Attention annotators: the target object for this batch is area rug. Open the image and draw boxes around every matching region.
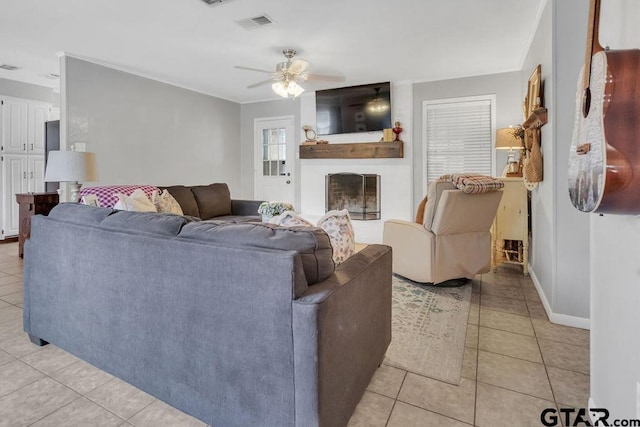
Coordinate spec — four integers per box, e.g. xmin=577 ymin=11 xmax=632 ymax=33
xmin=384 ymin=275 xmax=472 ymax=385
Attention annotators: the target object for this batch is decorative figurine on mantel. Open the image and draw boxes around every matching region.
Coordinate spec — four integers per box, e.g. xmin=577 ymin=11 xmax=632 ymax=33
xmin=392 ymin=121 xmax=403 ymax=142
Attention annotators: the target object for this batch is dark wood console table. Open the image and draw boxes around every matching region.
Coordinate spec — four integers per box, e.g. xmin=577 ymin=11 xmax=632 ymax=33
xmin=16 ymin=192 xmax=59 ymax=258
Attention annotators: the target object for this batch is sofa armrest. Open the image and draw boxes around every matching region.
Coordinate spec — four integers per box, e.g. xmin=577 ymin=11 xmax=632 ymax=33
xmin=231 ymin=199 xmax=265 ymax=216
xmin=292 ymin=244 xmax=392 ymax=426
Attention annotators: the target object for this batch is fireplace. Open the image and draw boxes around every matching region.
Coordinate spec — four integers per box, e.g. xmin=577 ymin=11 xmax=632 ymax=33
xmin=325 ymin=173 xmax=380 ymax=220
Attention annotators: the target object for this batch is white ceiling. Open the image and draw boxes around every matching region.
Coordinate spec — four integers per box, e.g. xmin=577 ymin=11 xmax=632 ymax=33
xmin=0 ymin=0 xmax=545 ymax=103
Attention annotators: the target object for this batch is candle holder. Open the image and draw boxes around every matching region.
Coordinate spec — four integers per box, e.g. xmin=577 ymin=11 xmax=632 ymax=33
xmin=392 ymin=121 xmax=403 ymax=142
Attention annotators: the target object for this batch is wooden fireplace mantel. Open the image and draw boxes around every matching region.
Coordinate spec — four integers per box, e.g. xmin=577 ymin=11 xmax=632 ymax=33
xmin=299 ymin=141 xmax=404 ymax=159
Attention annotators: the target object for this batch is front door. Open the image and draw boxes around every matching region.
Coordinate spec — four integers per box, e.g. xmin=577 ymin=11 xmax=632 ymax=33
xmin=254 ymin=116 xmax=295 ymax=205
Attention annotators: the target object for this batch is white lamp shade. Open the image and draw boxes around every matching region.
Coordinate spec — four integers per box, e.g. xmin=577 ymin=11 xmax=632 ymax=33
xmin=44 ymin=151 xmax=98 ymax=182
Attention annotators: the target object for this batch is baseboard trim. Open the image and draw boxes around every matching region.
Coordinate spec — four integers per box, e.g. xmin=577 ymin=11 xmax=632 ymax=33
xmin=589 ymin=398 xmax=597 ymax=423
xmin=529 ymin=268 xmax=591 ymax=330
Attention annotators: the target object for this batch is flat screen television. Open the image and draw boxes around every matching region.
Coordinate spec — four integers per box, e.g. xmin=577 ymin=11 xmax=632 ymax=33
xmin=315 ymin=82 xmax=391 ymax=135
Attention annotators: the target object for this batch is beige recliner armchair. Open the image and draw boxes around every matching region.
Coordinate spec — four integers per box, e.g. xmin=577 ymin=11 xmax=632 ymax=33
xmin=383 ymin=180 xmax=502 ymax=284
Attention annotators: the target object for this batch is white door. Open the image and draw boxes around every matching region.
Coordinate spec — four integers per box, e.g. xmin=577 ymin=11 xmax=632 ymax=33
xmin=28 ymin=102 xmax=49 ymax=154
xmin=2 ymin=154 xmax=27 ymax=237
xmin=1 ymin=97 xmax=28 ymax=154
xmin=28 ymin=156 xmax=45 ymax=193
xmin=254 ymin=117 xmax=295 ymax=204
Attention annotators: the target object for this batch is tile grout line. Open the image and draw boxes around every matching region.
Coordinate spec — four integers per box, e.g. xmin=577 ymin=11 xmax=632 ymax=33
xmin=473 ymin=275 xmax=482 ymax=427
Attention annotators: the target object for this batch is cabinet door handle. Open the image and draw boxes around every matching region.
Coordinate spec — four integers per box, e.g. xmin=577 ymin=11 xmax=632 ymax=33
xmin=30 ymin=171 xmax=33 ymax=179
xmin=23 ymin=144 xmax=25 ymax=151
xmin=23 ymin=172 xmax=26 ymax=179
xmin=30 ymin=144 xmax=33 ymax=151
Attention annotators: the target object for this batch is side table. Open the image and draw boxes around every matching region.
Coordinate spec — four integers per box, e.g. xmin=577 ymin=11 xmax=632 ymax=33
xmin=16 ymin=192 xmax=59 ymax=258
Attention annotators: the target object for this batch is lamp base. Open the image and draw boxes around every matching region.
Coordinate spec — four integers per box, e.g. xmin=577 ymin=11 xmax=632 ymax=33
xmin=69 ymin=182 xmax=82 ymax=203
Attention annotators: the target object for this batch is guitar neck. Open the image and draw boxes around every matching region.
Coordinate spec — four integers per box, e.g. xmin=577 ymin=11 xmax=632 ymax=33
xmin=584 ymin=0 xmax=604 ymax=90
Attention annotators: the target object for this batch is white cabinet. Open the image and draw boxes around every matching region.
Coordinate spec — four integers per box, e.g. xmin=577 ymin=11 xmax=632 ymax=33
xmin=28 ymin=156 xmax=45 ymax=193
xmin=0 ymin=96 xmax=51 ymax=238
xmin=2 ymin=155 xmax=26 ymax=237
xmin=0 ymin=154 xmax=44 ymax=237
xmin=1 ymin=96 xmax=49 ymax=155
xmin=28 ymin=102 xmax=49 ymax=154
xmin=492 ymin=178 xmax=529 ymax=275
xmin=1 ymin=97 xmax=28 ymax=154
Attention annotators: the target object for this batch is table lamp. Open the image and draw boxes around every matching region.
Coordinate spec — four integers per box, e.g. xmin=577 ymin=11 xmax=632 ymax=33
xmin=495 ymin=127 xmax=524 ymax=176
xmin=44 ymin=150 xmax=98 ymax=202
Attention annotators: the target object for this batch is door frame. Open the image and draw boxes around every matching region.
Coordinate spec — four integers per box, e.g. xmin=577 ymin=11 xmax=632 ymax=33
xmin=253 ymin=115 xmax=296 ymax=206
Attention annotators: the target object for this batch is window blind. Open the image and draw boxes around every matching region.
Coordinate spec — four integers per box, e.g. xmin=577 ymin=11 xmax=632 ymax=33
xmin=424 ymin=99 xmax=493 ymax=185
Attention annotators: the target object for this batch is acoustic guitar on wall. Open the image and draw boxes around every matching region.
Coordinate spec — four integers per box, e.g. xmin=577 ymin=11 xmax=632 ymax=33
xmin=568 ymin=0 xmax=640 ymax=214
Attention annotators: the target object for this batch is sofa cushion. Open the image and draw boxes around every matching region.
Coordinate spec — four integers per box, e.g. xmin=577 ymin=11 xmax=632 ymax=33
xmin=191 ymin=184 xmax=232 ymax=220
xmin=179 ymin=221 xmax=334 ymax=285
xmin=100 ymin=210 xmax=191 ymax=236
xmin=48 ymin=203 xmax=115 ymax=225
xmin=162 ymin=186 xmax=200 ymax=218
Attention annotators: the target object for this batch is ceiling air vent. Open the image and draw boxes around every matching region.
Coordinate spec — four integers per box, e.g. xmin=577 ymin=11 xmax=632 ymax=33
xmin=0 ymin=64 xmax=20 ymax=71
xmin=200 ymin=0 xmax=235 ymax=6
xmin=235 ymin=14 xmax=276 ymax=31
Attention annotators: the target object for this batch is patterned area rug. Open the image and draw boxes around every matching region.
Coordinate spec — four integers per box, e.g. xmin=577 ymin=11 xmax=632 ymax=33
xmin=385 ymin=275 xmax=472 ymax=385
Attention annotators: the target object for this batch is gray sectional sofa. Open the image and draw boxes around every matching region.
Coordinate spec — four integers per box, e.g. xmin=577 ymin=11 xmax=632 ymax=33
xmin=23 ymin=203 xmax=392 ymax=426
xmin=160 ymin=183 xmax=264 ymax=221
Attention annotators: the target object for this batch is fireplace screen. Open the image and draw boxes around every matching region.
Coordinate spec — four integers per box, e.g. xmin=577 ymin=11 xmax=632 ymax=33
xmin=325 ymin=173 xmax=380 ymax=220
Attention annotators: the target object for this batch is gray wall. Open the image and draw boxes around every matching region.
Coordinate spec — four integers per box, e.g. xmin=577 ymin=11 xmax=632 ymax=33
xmin=522 ymin=0 xmax=590 ymax=322
xmin=240 ymin=99 xmax=300 ymax=199
xmin=62 ymin=56 xmax=241 ymax=192
xmin=411 ymin=71 xmax=522 ymax=209
xmin=0 ymin=77 xmax=56 ymax=104
xmin=589 ymin=0 xmax=640 ymax=417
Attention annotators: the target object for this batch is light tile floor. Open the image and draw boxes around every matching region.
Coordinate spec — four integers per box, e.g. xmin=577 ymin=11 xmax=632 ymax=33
xmin=0 ymin=241 xmax=589 ymax=426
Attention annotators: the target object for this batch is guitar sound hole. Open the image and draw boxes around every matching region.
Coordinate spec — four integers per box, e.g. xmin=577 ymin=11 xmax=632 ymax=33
xmin=582 ymin=88 xmax=591 ymax=118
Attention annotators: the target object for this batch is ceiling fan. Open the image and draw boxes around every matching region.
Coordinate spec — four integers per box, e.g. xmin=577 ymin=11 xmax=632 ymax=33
xmin=235 ymin=49 xmax=345 ymax=98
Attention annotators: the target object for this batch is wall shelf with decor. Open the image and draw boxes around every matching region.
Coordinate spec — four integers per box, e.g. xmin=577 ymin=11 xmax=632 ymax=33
xmin=522 ymin=107 xmax=548 ymax=129
xmin=299 ymin=141 xmax=403 ymax=159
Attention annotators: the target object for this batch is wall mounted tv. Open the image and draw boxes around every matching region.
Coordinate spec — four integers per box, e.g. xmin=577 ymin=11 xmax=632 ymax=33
xmin=315 ymin=82 xmax=391 ymax=135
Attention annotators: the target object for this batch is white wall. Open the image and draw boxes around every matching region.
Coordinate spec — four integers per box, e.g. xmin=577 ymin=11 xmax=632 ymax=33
xmin=61 ymin=55 xmax=241 ymax=193
xmin=589 ymin=0 xmax=640 ymax=418
xmin=299 ymin=82 xmax=413 ymax=243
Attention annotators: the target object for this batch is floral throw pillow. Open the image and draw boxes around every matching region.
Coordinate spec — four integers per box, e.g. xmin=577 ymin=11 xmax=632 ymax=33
xmin=153 ymin=190 xmax=184 ymax=215
xmin=268 ymin=211 xmax=314 ymax=227
xmin=317 ymin=209 xmax=355 ymax=265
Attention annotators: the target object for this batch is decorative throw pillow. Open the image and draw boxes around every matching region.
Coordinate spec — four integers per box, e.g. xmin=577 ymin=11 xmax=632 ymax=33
xmin=153 ymin=189 xmax=183 ymax=215
xmin=268 ymin=211 xmax=314 ymax=227
xmin=317 ymin=209 xmax=355 ymax=265
xmin=114 ymin=188 xmax=157 ymax=212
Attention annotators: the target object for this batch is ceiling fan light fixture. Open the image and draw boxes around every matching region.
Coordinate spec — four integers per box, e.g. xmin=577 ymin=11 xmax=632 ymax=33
xmin=272 ymin=81 xmax=304 ymax=98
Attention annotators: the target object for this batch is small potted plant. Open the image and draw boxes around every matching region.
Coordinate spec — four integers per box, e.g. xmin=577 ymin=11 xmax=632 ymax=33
xmin=258 ymin=201 xmax=294 ymax=222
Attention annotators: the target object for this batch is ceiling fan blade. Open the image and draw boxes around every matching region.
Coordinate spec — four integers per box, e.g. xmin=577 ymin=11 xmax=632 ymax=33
xmin=305 ymin=73 xmax=346 ymax=82
xmin=247 ymin=78 xmax=275 ymax=89
xmin=288 ymin=59 xmax=310 ymax=75
xmin=234 ymin=65 xmax=274 ymax=74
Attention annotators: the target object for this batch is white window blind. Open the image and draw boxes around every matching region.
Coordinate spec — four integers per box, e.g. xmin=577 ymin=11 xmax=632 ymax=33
xmin=424 ymin=98 xmax=493 ymax=185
